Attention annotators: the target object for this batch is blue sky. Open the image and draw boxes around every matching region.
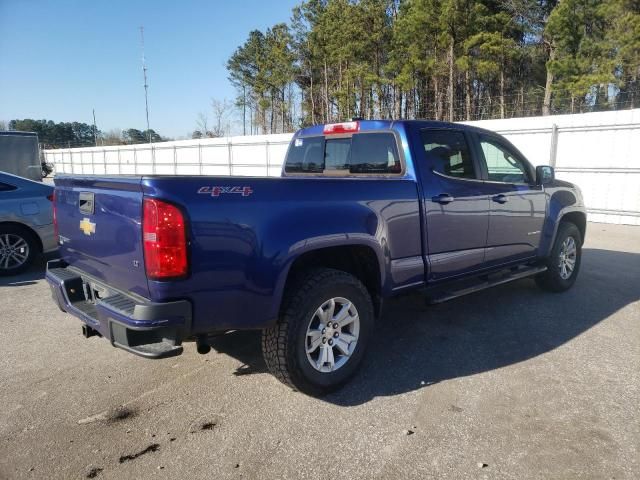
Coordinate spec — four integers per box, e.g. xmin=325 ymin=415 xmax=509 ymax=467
xmin=0 ymin=0 xmax=299 ymax=138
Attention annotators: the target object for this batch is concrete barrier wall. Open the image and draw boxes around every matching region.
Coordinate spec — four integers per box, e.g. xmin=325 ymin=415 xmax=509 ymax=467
xmin=45 ymin=110 xmax=640 ymax=225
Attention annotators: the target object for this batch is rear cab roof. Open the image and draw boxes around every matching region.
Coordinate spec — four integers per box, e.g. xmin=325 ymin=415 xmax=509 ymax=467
xmin=293 ymin=119 xmax=497 ymax=138
xmin=294 ymin=120 xmax=397 ymax=137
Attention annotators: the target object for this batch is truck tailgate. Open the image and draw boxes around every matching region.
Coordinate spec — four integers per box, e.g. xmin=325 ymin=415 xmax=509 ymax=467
xmin=54 ymin=176 xmax=150 ymax=298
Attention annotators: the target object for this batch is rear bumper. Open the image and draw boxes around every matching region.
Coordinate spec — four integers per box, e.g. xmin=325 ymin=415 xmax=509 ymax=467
xmin=46 ymin=259 xmax=191 ymax=359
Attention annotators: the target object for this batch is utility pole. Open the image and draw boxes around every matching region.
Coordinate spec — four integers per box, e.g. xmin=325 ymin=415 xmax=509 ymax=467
xmin=92 ymin=109 xmax=98 ymax=146
xmin=140 ymin=26 xmax=152 ymax=143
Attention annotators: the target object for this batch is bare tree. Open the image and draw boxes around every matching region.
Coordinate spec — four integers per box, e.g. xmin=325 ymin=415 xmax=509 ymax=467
xmin=102 ymin=129 xmax=124 ymax=146
xmin=210 ymin=98 xmax=233 ymax=137
xmin=195 ymin=112 xmax=212 ymax=137
xmin=0 ymin=120 xmax=6 ymax=130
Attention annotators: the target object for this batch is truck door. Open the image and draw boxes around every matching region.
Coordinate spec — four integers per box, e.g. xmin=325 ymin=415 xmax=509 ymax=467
xmin=473 ymin=133 xmax=546 ymax=266
xmin=418 ymin=128 xmax=493 ymax=281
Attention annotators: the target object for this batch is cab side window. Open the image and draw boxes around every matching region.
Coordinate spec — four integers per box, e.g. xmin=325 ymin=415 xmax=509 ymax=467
xmin=479 ymin=136 xmax=530 ymax=184
xmin=421 ymin=129 xmax=477 ymax=180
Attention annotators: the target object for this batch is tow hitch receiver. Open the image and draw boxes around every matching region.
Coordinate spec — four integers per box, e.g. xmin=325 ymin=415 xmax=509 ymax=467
xmin=82 ymin=324 xmax=101 ymax=338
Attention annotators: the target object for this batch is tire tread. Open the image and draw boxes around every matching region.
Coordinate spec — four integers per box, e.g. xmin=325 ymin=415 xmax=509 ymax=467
xmin=535 ymin=221 xmax=582 ymax=292
xmin=262 ymin=268 xmax=371 ymax=394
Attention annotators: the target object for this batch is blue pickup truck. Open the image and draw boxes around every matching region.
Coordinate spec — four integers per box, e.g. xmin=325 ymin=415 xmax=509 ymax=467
xmin=46 ymin=120 xmax=586 ymax=394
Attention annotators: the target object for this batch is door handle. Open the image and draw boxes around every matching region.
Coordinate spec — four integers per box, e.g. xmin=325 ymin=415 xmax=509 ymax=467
xmin=492 ymin=194 xmax=508 ymax=204
xmin=432 ymin=193 xmax=455 ymax=204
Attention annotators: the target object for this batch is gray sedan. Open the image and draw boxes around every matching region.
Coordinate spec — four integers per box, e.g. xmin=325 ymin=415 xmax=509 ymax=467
xmin=0 ymin=172 xmax=57 ymax=275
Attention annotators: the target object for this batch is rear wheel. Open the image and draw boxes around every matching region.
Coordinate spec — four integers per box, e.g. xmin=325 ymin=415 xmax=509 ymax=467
xmin=0 ymin=225 xmax=39 ymax=276
xmin=262 ymin=268 xmax=374 ymax=395
xmin=535 ymin=222 xmax=582 ymax=292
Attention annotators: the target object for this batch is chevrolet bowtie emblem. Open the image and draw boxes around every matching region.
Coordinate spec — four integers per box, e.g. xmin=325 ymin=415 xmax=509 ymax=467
xmin=79 ymin=217 xmax=96 ymax=236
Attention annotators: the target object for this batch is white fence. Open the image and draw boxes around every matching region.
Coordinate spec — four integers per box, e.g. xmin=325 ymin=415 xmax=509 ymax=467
xmin=45 ymin=133 xmax=292 ymax=178
xmin=45 ymin=109 xmax=640 ymax=225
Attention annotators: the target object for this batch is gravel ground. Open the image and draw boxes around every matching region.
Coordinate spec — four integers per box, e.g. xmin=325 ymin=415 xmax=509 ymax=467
xmin=0 ymin=222 xmax=638 ymax=480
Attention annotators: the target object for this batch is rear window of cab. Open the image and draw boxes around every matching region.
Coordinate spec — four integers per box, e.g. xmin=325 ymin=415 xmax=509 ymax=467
xmin=284 ymin=133 xmax=402 ymax=175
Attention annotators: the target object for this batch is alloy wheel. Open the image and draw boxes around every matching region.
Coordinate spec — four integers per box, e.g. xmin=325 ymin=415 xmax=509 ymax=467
xmin=0 ymin=234 xmax=30 ymax=270
xmin=305 ymin=297 xmax=360 ymax=373
xmin=558 ymin=236 xmax=577 ymax=280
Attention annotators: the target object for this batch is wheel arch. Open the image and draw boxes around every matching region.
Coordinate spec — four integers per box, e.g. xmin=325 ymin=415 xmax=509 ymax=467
xmin=272 ymin=242 xmax=386 ymax=322
xmin=540 ymin=208 xmax=586 ymax=258
xmin=559 ymin=211 xmax=586 ymax=242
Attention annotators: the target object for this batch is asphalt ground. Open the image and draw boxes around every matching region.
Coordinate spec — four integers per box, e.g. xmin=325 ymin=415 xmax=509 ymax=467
xmin=0 ymin=222 xmax=638 ymax=480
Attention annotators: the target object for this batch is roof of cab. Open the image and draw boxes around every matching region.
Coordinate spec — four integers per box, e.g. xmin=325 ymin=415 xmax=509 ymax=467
xmin=294 ymin=119 xmax=497 ymax=137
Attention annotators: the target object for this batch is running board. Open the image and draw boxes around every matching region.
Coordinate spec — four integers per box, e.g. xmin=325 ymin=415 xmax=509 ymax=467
xmin=425 ymin=265 xmax=547 ymax=305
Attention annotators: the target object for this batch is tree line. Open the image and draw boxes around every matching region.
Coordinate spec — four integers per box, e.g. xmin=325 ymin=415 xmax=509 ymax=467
xmin=227 ymin=0 xmax=640 ymax=134
xmin=6 ymin=119 xmax=167 ymax=148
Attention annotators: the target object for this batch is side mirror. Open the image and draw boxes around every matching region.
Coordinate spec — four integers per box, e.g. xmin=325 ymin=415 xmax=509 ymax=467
xmin=536 ymin=165 xmax=555 ymax=185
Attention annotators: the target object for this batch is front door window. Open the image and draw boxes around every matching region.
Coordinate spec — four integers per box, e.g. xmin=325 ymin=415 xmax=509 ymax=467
xmin=479 ymin=137 xmax=530 ymax=184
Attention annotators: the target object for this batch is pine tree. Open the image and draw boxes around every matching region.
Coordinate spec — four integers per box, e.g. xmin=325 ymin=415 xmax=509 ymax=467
xmin=226 ymin=0 xmax=640 ymax=129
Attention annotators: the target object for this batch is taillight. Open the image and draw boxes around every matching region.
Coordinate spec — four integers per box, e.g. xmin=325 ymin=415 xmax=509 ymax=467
xmin=323 ymin=121 xmax=360 ymax=135
xmin=51 ymin=191 xmax=58 ymax=242
xmin=142 ymin=198 xmax=188 ymax=279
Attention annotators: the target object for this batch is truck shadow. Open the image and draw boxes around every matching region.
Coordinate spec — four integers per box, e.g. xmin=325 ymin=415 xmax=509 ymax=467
xmin=206 ymin=247 xmax=639 ymax=405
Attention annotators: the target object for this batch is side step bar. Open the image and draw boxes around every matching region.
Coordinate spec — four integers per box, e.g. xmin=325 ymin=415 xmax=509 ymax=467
xmin=425 ymin=265 xmax=547 ymax=305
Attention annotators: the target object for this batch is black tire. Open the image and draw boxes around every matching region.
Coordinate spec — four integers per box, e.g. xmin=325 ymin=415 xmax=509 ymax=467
xmin=0 ymin=224 xmax=39 ymax=276
xmin=535 ymin=222 xmax=582 ymax=292
xmin=262 ymin=268 xmax=374 ymax=395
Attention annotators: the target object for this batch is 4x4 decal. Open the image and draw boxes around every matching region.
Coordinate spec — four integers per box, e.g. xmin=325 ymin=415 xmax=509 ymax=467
xmin=198 ymin=186 xmax=253 ymax=197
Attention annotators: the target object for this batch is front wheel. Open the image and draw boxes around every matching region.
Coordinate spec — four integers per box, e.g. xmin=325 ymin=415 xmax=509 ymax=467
xmin=535 ymin=222 xmax=582 ymax=292
xmin=262 ymin=268 xmax=374 ymax=395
